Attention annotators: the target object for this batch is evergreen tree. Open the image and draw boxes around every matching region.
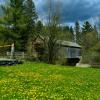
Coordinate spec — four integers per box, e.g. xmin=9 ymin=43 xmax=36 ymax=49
xmin=24 ymin=0 xmax=37 ymax=54
xmin=82 ymin=21 xmax=94 ymax=34
xmin=36 ymin=20 xmax=43 ymax=36
xmin=81 ymin=21 xmax=94 ymax=45
xmin=0 ymin=0 xmax=37 ymax=52
xmin=24 ymin=0 xmax=37 ymax=35
xmin=81 ymin=21 xmax=98 ymax=64
xmin=75 ymin=21 xmax=81 ymax=44
xmin=63 ymin=26 xmax=70 ymax=32
xmin=0 ymin=0 xmax=25 ymax=50
xmin=69 ymin=26 xmax=74 ymax=41
xmin=60 ymin=26 xmax=72 ymax=41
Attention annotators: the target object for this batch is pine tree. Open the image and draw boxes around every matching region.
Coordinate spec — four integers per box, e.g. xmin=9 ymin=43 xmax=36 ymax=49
xmin=75 ymin=21 xmax=81 ymax=44
xmin=0 ymin=0 xmax=25 ymax=50
xmin=36 ymin=20 xmax=43 ymax=36
xmin=24 ymin=0 xmax=37 ymax=35
xmin=69 ymin=26 xmax=74 ymax=41
xmin=81 ymin=21 xmax=98 ymax=63
xmin=82 ymin=21 xmax=94 ymax=34
xmin=24 ymin=0 xmax=38 ymax=54
xmin=81 ymin=21 xmax=94 ymax=45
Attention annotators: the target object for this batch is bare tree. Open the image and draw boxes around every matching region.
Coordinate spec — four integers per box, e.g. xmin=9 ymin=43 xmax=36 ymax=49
xmin=45 ymin=0 xmax=61 ymax=64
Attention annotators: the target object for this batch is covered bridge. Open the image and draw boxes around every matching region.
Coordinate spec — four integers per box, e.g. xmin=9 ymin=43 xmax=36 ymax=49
xmin=32 ymin=35 xmax=82 ymax=66
xmin=57 ymin=40 xmax=82 ymax=66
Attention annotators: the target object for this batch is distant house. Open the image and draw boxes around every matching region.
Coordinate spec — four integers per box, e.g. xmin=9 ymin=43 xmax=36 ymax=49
xmin=32 ymin=35 xmax=82 ymax=66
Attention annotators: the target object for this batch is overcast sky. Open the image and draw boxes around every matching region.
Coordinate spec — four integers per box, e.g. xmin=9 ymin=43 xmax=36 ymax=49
xmin=34 ymin=0 xmax=100 ymax=24
xmin=0 ymin=0 xmax=100 ymax=24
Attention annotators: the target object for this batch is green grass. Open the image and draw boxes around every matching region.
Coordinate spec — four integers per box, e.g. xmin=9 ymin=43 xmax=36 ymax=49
xmin=0 ymin=62 xmax=100 ymax=100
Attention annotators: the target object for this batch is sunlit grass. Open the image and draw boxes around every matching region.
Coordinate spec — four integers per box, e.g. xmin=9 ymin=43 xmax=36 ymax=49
xmin=0 ymin=62 xmax=100 ymax=100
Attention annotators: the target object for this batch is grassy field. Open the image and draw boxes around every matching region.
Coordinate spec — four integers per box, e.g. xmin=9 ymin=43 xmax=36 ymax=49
xmin=0 ymin=62 xmax=100 ymax=100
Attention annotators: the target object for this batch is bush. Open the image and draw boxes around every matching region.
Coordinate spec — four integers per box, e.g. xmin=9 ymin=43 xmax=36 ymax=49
xmin=90 ymin=41 xmax=100 ymax=68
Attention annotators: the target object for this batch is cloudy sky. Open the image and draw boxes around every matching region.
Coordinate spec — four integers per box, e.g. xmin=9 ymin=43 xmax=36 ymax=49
xmin=0 ymin=0 xmax=100 ymax=24
xmin=34 ymin=0 xmax=100 ymax=24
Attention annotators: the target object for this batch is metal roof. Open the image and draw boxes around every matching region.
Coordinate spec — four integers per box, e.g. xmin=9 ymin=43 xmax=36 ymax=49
xmin=57 ymin=40 xmax=81 ymax=48
xmin=34 ymin=35 xmax=81 ymax=48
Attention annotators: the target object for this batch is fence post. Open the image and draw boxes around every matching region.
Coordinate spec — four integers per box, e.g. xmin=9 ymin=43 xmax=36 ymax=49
xmin=22 ymin=52 xmax=25 ymax=59
xmin=10 ymin=43 xmax=15 ymax=59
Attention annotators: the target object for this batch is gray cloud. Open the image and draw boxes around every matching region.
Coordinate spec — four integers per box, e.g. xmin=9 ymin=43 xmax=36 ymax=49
xmin=0 ymin=0 xmax=100 ymax=23
xmin=34 ymin=0 xmax=100 ymax=23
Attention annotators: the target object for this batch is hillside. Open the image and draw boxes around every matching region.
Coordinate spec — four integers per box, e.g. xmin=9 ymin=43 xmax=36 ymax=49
xmin=0 ymin=62 xmax=100 ymax=100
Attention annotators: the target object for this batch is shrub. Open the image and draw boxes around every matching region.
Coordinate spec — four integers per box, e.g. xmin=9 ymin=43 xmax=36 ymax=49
xmin=90 ymin=41 xmax=100 ymax=68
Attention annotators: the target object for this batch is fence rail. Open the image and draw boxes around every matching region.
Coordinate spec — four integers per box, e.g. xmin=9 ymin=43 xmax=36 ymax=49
xmin=7 ymin=52 xmax=25 ymax=59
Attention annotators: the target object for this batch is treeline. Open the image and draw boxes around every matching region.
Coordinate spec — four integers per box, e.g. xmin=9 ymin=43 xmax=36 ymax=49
xmin=55 ymin=21 xmax=100 ymax=65
xmin=0 ymin=0 xmax=38 ymax=52
xmin=0 ymin=0 xmax=100 ymax=65
xmin=69 ymin=21 xmax=100 ymax=65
